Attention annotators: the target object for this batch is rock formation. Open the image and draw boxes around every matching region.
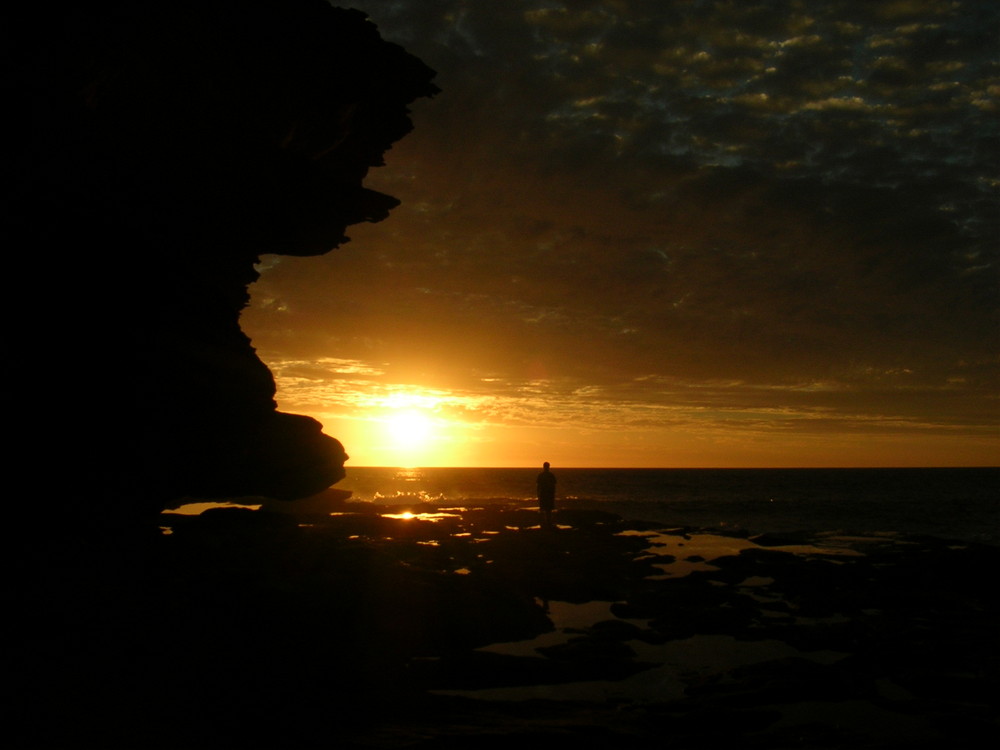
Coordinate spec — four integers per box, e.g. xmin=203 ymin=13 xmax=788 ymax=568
xmin=15 ymin=1 xmax=438 ymax=527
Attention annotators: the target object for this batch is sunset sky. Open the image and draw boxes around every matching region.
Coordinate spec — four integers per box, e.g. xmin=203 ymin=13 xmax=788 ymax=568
xmin=241 ymin=0 xmax=998 ymax=468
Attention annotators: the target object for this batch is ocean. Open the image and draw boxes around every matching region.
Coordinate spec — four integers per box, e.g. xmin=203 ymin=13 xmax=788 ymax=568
xmin=335 ymin=466 xmax=1000 ymax=546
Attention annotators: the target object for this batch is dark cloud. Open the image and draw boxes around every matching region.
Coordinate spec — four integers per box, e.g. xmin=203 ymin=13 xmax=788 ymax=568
xmin=244 ymin=0 xmax=998 ymax=464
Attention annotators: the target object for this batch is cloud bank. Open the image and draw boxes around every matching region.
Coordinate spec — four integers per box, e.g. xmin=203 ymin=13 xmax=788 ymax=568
xmin=244 ymin=0 xmax=998 ymax=465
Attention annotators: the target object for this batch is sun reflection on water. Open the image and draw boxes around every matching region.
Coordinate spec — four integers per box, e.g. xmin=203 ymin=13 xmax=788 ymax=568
xmin=380 ymin=511 xmax=462 ymax=521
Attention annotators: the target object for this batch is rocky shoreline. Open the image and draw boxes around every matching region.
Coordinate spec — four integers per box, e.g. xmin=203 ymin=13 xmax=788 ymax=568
xmin=15 ymin=503 xmax=999 ymax=748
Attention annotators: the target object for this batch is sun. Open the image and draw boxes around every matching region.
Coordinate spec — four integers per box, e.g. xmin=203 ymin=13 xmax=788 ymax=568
xmin=386 ymin=410 xmax=434 ymax=446
xmin=315 ymin=388 xmax=481 ymax=466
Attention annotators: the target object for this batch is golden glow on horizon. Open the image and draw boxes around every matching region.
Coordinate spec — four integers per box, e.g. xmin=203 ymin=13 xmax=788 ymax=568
xmin=379 ymin=409 xmax=439 ymax=466
xmin=240 ymin=0 xmax=997 ymax=473
xmin=260 ymin=359 xmax=999 ymax=469
xmin=345 ymin=389 xmax=475 ymax=467
xmin=385 ymin=410 xmax=434 ymax=446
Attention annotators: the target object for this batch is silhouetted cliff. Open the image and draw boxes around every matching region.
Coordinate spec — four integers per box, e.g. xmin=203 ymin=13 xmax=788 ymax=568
xmin=13 ymin=1 xmax=437 ymax=527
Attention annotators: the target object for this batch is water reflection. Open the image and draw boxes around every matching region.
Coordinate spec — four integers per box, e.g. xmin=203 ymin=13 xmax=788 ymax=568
xmin=436 ymin=615 xmax=847 ymax=704
xmin=164 ymin=501 xmax=262 ymax=516
xmin=380 ymin=511 xmax=461 ymax=521
xmin=394 ymin=469 xmax=425 ymax=482
xmin=620 ymin=530 xmax=759 ymax=578
xmin=480 ymin=601 xmax=621 ymax=659
xmin=620 ymin=530 xmax=865 ymax=579
xmin=373 ymin=491 xmax=446 ymax=503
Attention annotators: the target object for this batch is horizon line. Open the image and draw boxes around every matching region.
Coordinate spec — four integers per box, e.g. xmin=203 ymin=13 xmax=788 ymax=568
xmin=343 ymin=465 xmax=1000 ymax=471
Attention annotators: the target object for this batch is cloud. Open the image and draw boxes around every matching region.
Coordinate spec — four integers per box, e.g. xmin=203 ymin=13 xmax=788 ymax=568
xmin=243 ymin=1 xmax=998 ymax=464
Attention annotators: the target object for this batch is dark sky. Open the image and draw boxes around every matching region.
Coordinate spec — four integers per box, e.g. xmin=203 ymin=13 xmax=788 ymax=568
xmin=242 ymin=0 xmax=998 ymax=467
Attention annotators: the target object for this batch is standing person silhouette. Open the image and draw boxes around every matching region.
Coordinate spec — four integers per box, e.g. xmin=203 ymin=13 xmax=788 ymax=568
xmin=536 ymin=461 xmax=557 ymax=529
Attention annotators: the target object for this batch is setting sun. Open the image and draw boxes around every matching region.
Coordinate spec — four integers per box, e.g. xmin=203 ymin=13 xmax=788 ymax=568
xmin=341 ymin=389 xmax=475 ymax=467
xmin=376 ymin=409 xmax=442 ymax=466
xmin=384 ymin=410 xmax=434 ymax=447
xmin=239 ymin=0 xmax=998 ymax=473
xmin=28 ymin=2 xmax=998 ymax=747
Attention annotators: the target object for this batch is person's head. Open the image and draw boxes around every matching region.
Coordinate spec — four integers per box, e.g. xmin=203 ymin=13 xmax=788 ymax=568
xmin=543 ymin=462 xmax=550 ymax=469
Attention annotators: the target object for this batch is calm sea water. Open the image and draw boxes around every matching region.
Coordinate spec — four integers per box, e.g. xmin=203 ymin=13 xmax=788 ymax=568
xmin=336 ymin=467 xmax=1000 ymax=545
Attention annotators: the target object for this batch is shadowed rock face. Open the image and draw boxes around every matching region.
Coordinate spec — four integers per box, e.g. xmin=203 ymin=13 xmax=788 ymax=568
xmin=16 ymin=1 xmax=437 ymax=524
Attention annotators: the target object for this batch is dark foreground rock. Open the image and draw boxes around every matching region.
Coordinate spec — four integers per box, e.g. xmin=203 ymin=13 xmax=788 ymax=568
xmin=12 ymin=505 xmax=999 ymax=748
xmin=14 ymin=0 xmax=437 ymax=528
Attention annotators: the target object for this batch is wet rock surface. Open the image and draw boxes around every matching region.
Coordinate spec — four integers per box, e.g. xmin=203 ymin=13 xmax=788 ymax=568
xmin=14 ymin=504 xmax=998 ymax=747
